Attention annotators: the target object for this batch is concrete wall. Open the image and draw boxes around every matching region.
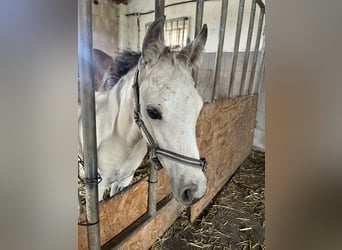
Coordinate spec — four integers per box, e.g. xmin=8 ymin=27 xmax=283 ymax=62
xmin=118 ymin=0 xmax=263 ymax=52
xmin=92 ymin=0 xmax=119 ymax=56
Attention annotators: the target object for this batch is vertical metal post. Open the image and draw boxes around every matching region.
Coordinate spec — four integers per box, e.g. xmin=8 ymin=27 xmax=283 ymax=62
xmin=193 ymin=0 xmax=204 ymax=88
xmin=176 ymin=20 xmax=179 ymax=48
xmin=148 ymin=0 xmax=165 ymax=216
xmin=248 ymin=8 xmax=264 ymax=94
xmin=155 ymin=0 xmax=165 ymax=42
xmin=195 ymin=0 xmax=205 ymax=37
xmin=182 ymin=18 xmax=186 ymax=47
xmin=137 ymin=14 xmax=141 ymax=50
xmin=78 ymin=0 xmax=101 ymax=249
xmin=253 ymin=36 xmax=265 ymax=94
xmin=212 ymin=0 xmax=229 ymax=101
xmin=228 ymin=0 xmax=245 ymax=98
xmin=239 ymin=0 xmax=256 ymax=95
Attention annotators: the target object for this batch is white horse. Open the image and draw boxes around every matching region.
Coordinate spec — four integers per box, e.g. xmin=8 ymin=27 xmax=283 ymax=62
xmin=79 ymin=18 xmax=208 ymax=206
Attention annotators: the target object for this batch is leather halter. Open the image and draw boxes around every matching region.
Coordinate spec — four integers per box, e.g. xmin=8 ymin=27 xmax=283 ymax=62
xmin=132 ymin=67 xmax=208 ymax=172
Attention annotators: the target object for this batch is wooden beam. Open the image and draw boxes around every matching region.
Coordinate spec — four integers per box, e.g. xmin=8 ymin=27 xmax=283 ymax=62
xmin=116 ymin=198 xmax=183 ymax=250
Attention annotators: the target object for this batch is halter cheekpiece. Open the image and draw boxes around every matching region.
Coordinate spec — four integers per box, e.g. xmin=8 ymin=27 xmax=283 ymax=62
xmin=132 ymin=67 xmax=208 ymax=172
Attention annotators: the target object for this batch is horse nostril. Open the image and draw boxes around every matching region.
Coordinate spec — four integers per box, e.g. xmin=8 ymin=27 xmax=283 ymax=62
xmin=182 ymin=188 xmax=194 ymax=203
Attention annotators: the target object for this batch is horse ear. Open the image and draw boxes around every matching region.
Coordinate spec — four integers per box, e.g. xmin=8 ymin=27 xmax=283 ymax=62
xmin=177 ymin=24 xmax=207 ymax=68
xmin=141 ymin=17 xmax=165 ymax=65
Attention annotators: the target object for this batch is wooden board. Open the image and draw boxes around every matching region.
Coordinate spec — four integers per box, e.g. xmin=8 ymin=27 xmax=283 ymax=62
xmin=191 ymin=95 xmax=258 ymax=222
xmin=78 ymin=168 xmax=172 ymax=250
xmin=116 ymin=198 xmax=183 ymax=250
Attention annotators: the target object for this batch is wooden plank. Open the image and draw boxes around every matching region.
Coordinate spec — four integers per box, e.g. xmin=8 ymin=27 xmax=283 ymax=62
xmin=78 ymin=168 xmax=172 ymax=250
xmin=191 ymin=95 xmax=258 ymax=222
xmin=117 ymin=198 xmax=183 ymax=250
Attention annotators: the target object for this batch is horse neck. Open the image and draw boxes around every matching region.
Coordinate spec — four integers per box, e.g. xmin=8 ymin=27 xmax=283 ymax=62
xmin=106 ymin=67 xmax=142 ymax=146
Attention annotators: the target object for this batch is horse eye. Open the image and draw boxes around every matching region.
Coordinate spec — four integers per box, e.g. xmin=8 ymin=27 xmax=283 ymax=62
xmin=146 ymin=107 xmax=162 ymax=120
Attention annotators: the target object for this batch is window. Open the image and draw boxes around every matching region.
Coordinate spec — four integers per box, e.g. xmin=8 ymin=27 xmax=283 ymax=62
xmin=146 ymin=17 xmax=189 ymax=50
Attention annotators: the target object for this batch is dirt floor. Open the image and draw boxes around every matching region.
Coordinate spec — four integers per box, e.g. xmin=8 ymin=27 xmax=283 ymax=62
xmin=151 ymin=149 xmax=265 ymax=250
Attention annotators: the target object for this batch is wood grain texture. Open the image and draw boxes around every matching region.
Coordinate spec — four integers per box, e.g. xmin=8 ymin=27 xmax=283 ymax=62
xmin=191 ymin=95 xmax=258 ymax=222
xmin=78 ymin=168 xmax=172 ymax=250
xmin=117 ymin=198 xmax=183 ymax=250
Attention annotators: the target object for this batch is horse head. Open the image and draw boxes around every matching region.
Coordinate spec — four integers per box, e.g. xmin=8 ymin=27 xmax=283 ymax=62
xmin=137 ymin=18 xmax=208 ymax=205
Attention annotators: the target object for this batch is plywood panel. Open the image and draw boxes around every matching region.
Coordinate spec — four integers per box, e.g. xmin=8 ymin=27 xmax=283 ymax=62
xmin=78 ymin=168 xmax=172 ymax=250
xmin=191 ymin=95 xmax=258 ymax=222
xmin=117 ymin=198 xmax=183 ymax=250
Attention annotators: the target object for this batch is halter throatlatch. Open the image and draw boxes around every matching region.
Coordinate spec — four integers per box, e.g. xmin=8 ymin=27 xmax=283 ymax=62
xmin=132 ymin=67 xmax=208 ymax=172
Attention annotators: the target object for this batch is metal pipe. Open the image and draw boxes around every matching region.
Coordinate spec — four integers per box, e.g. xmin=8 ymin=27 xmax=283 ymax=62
xmin=137 ymin=15 xmax=141 ymax=50
xmin=193 ymin=0 xmax=204 ymax=88
xmin=155 ymin=0 xmax=165 ymax=42
xmin=256 ymin=0 xmax=265 ymax=9
xmin=239 ymin=0 xmax=256 ymax=95
xmin=254 ymin=36 xmax=265 ymax=94
xmin=248 ymin=8 xmax=264 ymax=94
xmin=78 ymin=0 xmax=101 ymax=249
xmin=176 ymin=20 xmax=179 ymax=48
xmin=195 ymin=0 xmax=204 ymax=37
xmin=228 ymin=0 xmax=245 ymax=98
xmin=148 ymin=0 xmax=165 ymax=216
xmin=212 ymin=0 xmax=229 ymax=101
xmin=148 ymin=165 xmax=158 ymax=215
xmin=182 ymin=18 xmax=186 ymax=47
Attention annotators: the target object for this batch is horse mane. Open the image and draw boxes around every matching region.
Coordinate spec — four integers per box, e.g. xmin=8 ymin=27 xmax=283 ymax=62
xmin=103 ymin=50 xmax=141 ymax=91
xmin=103 ymin=47 xmax=181 ymax=91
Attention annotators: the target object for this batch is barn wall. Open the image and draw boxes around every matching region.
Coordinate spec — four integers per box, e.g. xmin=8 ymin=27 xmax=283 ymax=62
xmin=92 ymin=0 xmax=119 ymax=56
xmin=118 ymin=0 xmax=262 ymax=52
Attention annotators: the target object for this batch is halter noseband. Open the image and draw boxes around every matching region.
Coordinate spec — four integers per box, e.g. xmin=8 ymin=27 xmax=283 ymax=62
xmin=132 ymin=67 xmax=208 ymax=172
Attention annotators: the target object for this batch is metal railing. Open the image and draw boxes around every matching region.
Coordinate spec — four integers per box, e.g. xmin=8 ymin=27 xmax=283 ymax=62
xmin=207 ymin=0 xmax=265 ymax=101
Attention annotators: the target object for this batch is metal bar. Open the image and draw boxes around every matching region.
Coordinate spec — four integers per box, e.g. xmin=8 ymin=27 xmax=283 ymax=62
xmin=171 ymin=20 xmax=174 ymax=47
xmin=195 ymin=0 xmax=204 ymax=37
xmin=239 ymin=0 xmax=256 ymax=95
xmin=248 ymin=8 xmax=264 ymax=94
xmin=254 ymin=36 xmax=265 ymax=94
xmin=176 ymin=20 xmax=179 ymax=48
xmin=212 ymin=0 xmax=229 ymax=101
xmin=193 ymin=0 xmax=205 ymax=88
xmin=228 ymin=0 xmax=245 ymax=98
xmin=155 ymin=0 xmax=165 ymax=42
xmin=78 ymin=0 xmax=101 ymax=249
xmin=137 ymin=15 xmax=141 ymax=50
xmin=256 ymin=0 xmax=265 ymax=9
xmin=148 ymin=0 xmax=165 ymax=217
xmin=148 ymin=165 xmax=158 ymax=215
xmin=182 ymin=18 xmax=185 ymax=47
